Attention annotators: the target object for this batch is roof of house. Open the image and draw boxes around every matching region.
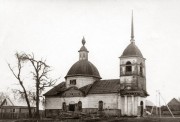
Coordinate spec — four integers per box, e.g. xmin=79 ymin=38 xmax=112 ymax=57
xmin=168 ymin=98 xmax=180 ymax=106
xmin=0 ymin=98 xmax=14 ymax=107
xmin=0 ymin=97 xmax=36 ymax=109
xmin=44 ymin=79 xmax=120 ymax=96
xmin=146 ymin=100 xmax=154 ymax=106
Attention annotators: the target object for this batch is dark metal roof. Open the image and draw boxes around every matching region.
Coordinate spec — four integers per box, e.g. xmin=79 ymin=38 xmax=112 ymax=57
xmin=44 ymin=79 xmax=120 ymax=96
xmin=121 ymin=42 xmax=143 ymax=58
xmin=88 ymin=79 xmax=120 ymax=94
xmin=44 ymin=82 xmax=66 ymax=96
xmin=65 ymin=60 xmax=101 ymax=79
xmin=79 ymin=84 xmax=93 ymax=95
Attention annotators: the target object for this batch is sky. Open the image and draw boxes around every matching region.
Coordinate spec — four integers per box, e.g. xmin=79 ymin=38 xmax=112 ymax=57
xmin=0 ymin=0 xmax=180 ymax=107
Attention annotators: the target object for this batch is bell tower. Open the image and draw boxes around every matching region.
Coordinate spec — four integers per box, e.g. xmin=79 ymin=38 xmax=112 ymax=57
xmin=119 ymin=12 xmax=148 ymax=116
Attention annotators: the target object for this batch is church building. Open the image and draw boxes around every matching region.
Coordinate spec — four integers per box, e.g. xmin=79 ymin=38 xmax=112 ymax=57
xmin=44 ymin=14 xmax=148 ymax=117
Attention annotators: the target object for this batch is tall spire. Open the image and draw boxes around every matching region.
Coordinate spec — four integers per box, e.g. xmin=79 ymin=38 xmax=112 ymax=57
xmin=130 ymin=11 xmax=135 ymax=43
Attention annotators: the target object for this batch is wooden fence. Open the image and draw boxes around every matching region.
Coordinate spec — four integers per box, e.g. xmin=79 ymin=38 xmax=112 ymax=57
xmin=0 ymin=111 xmax=45 ymax=119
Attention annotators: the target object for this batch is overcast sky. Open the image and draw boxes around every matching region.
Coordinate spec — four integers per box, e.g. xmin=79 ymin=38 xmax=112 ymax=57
xmin=0 ymin=0 xmax=180 ymax=106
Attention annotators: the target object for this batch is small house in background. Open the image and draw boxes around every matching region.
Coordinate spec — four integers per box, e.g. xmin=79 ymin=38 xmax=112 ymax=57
xmin=167 ymin=98 xmax=180 ymax=111
xmin=161 ymin=98 xmax=180 ymax=115
xmin=0 ymin=98 xmax=36 ymax=114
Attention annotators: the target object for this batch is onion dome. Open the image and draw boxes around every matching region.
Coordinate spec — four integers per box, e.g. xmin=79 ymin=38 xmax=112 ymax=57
xmin=65 ymin=37 xmax=101 ymax=79
xmin=121 ymin=11 xmax=143 ymax=58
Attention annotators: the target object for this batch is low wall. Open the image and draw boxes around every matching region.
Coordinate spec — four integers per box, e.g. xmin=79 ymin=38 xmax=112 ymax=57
xmin=45 ymin=109 xmax=62 ymax=118
xmin=103 ymin=109 xmax=121 ymax=117
xmin=0 ymin=111 xmax=45 ymax=119
xmin=45 ymin=109 xmax=121 ymax=118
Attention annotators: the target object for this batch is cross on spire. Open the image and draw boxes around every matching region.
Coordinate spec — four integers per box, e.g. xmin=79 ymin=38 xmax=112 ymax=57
xmin=82 ymin=36 xmax=86 ymax=46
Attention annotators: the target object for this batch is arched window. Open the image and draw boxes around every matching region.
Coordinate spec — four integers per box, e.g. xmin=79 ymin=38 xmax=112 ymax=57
xmin=126 ymin=61 xmax=132 ymax=72
xmin=140 ymin=63 xmax=143 ymax=76
xmin=140 ymin=101 xmax=143 ymax=106
xmin=62 ymin=102 xmax=66 ymax=111
xmin=98 ymin=101 xmax=103 ymax=111
xmin=78 ymin=101 xmax=82 ymax=111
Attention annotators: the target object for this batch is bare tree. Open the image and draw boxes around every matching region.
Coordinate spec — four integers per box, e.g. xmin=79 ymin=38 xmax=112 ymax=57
xmin=18 ymin=53 xmax=57 ymax=118
xmin=12 ymin=89 xmax=36 ymax=106
xmin=8 ymin=53 xmax=33 ymax=118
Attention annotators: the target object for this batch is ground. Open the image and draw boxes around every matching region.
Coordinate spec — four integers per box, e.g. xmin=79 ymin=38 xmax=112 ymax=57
xmin=1 ymin=117 xmax=180 ymax=122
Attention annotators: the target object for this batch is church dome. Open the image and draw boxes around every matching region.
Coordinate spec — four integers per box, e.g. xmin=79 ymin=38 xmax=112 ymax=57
xmin=65 ymin=60 xmax=101 ymax=79
xmin=121 ymin=42 xmax=143 ymax=58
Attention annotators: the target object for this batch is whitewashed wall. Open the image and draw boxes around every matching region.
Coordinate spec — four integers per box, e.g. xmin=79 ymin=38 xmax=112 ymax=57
xmin=45 ymin=93 xmax=120 ymax=110
xmin=45 ymin=97 xmax=86 ymax=109
xmin=86 ymin=94 xmax=119 ymax=109
xmin=120 ymin=96 xmax=146 ymax=116
xmin=66 ymin=76 xmax=97 ymax=88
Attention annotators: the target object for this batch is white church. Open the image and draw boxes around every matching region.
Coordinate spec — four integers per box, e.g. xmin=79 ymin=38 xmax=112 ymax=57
xmin=44 ymin=14 xmax=149 ymax=117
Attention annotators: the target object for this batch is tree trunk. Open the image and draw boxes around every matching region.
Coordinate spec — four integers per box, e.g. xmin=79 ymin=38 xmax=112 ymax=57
xmin=21 ymin=83 xmax=32 ymax=118
xmin=36 ymin=80 xmax=40 ymax=118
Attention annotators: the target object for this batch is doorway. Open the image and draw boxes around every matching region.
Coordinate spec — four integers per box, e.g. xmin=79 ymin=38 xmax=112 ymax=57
xmin=140 ymin=101 xmax=143 ymax=117
xmin=69 ymin=101 xmax=75 ymax=111
xmin=69 ymin=104 xmax=75 ymax=111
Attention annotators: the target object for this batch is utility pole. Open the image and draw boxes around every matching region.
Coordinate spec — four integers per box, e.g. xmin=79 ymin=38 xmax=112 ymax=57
xmin=159 ymin=91 xmax=161 ymax=118
xmin=156 ymin=90 xmax=158 ymax=116
xmin=160 ymin=92 xmax=174 ymax=118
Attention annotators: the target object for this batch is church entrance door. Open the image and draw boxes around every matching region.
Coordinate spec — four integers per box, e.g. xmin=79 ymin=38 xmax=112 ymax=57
xmin=69 ymin=101 xmax=75 ymax=111
xmin=69 ymin=104 xmax=75 ymax=111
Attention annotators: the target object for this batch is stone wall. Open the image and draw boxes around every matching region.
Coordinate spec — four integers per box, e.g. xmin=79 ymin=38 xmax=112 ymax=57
xmin=45 ymin=93 xmax=121 ymax=117
xmin=45 ymin=93 xmax=119 ymax=110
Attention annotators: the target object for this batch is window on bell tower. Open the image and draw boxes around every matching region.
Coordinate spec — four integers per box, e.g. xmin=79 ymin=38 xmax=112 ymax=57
xmin=126 ymin=61 xmax=132 ymax=72
xmin=140 ymin=63 xmax=143 ymax=76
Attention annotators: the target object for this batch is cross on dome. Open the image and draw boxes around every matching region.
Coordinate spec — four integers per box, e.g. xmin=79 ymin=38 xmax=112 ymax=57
xmin=82 ymin=36 xmax=86 ymax=46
